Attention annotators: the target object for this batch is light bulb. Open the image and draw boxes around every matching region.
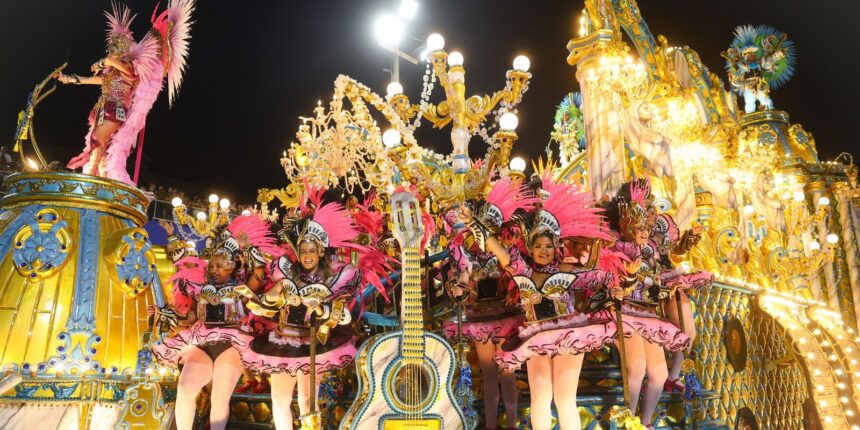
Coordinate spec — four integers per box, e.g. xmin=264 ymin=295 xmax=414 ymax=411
xmin=208 ymin=194 xmax=219 ymax=204
xmin=171 ymin=197 xmax=183 ymax=207
xmin=818 ymin=196 xmax=830 ymax=206
xmin=374 ymin=14 xmax=404 ymax=46
xmin=509 ymin=157 xmax=526 ymax=173
xmin=743 ymin=204 xmax=754 ymax=215
xmin=792 ymin=191 xmax=805 ymax=202
xmin=827 ymin=233 xmax=839 ymax=244
xmin=241 ymin=209 xmax=251 ymax=216
xmin=398 ymin=0 xmax=418 ymax=20
xmin=499 ymin=112 xmax=519 ymax=130
xmin=447 ymin=51 xmax=464 ymax=67
xmin=219 ymin=198 xmax=230 ymax=210
xmin=196 ymin=211 xmax=206 ymax=221
xmin=810 ymin=241 xmax=821 ymax=251
xmin=512 ymin=55 xmax=530 ymax=72
xmin=382 ymin=129 xmax=402 ymax=148
xmin=426 ymin=33 xmax=445 ymax=51
xmin=386 ymin=82 xmax=404 ymax=97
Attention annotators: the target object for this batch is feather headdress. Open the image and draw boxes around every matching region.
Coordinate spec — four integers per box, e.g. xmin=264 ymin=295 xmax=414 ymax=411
xmin=482 ymin=177 xmax=538 ymax=228
xmin=531 ymin=172 xmax=612 ymax=242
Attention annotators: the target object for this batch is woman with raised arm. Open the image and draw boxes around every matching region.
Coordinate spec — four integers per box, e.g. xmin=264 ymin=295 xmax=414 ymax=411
xmin=648 ymin=213 xmax=713 ymax=393
xmin=493 ymin=174 xmax=620 ymax=430
xmin=443 ymin=177 xmax=536 ymax=430
xmin=602 ymin=179 xmax=691 ymax=429
xmin=57 ymin=1 xmax=194 ymax=184
xmin=151 ymin=215 xmax=281 ymax=430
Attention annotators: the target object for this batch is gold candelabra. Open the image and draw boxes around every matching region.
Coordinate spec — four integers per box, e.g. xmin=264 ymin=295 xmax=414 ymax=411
xmin=386 ymin=33 xmax=531 ymax=174
xmin=170 ymin=194 xmax=232 ymax=242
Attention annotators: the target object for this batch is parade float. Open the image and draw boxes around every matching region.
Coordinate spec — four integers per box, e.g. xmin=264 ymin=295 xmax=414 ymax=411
xmin=1 ymin=0 xmax=859 ymax=430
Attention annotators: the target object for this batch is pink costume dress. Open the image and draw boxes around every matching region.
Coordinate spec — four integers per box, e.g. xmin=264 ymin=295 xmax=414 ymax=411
xmin=607 ymin=238 xmax=690 ymax=351
xmin=152 ymin=277 xmax=252 ymax=366
xmin=240 ymin=257 xmax=360 ymax=376
xmin=442 ymin=244 xmax=526 ymax=344
xmin=494 ymin=260 xmax=617 ymax=372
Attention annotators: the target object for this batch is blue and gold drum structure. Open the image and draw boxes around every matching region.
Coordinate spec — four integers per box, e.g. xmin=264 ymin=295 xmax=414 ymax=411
xmin=0 ymin=172 xmax=175 ymax=429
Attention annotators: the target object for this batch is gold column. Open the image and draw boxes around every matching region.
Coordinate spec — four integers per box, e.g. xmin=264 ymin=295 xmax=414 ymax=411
xmin=834 ymin=185 xmax=860 ymax=331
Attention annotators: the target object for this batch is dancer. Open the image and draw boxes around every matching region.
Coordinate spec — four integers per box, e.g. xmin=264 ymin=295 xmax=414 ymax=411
xmin=443 ymin=177 xmax=536 ymax=430
xmin=648 ymin=213 xmax=713 ymax=392
xmin=494 ymin=174 xmax=618 ymax=430
xmin=151 ymin=215 xmax=281 ymax=430
xmin=240 ymin=188 xmax=390 ymax=429
xmin=603 ymin=179 xmax=690 ymax=428
xmin=58 ymin=1 xmax=195 ymax=184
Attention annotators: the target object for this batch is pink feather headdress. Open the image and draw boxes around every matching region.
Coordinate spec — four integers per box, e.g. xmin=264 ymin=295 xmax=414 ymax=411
xmin=482 ymin=177 xmax=538 ymax=228
xmin=533 ymin=172 xmax=612 ymax=241
xmin=105 ymin=2 xmax=135 ymax=47
xmin=225 ymin=214 xmax=283 ymax=258
xmin=167 ymin=256 xmax=206 ymax=314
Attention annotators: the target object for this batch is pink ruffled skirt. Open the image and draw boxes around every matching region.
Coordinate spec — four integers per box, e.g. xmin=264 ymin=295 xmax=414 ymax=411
xmin=242 ymin=326 xmax=357 ymax=376
xmin=494 ymin=313 xmax=614 ymax=372
xmin=598 ymin=305 xmax=689 ymax=351
xmin=152 ymin=322 xmax=252 ymax=367
xmin=442 ymin=314 xmax=524 ymax=344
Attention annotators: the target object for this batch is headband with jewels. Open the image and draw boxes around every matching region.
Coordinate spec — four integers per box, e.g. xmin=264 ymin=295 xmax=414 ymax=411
xmin=616 ymin=178 xmax=658 ymax=242
xmin=528 ymin=172 xmax=612 ymax=246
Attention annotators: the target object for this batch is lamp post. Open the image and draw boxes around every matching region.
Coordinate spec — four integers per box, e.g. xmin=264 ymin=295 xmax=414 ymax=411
xmin=170 ymin=193 xmax=232 ymax=242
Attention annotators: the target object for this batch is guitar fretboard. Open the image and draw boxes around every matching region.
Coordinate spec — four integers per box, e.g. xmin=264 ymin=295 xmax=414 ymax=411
xmin=401 ymin=246 xmax=424 ymax=363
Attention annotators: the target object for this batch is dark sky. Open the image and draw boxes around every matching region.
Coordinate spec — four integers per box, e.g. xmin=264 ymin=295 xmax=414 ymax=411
xmin=2 ymin=0 xmax=858 ymax=204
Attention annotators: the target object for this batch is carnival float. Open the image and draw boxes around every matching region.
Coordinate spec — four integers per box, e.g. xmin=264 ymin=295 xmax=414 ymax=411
xmin=1 ymin=1 xmax=859 ymax=430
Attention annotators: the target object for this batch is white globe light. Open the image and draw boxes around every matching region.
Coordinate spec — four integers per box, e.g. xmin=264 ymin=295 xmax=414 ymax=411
xmin=219 ymin=198 xmax=230 ymax=210
xmin=792 ymin=191 xmax=805 ymax=202
xmin=810 ymin=241 xmax=821 ymax=251
xmin=171 ymin=197 xmax=183 ymax=207
xmin=208 ymin=194 xmax=219 ymax=204
xmin=195 ymin=211 xmax=206 ymax=221
xmin=827 ymin=233 xmax=839 ymax=244
xmin=241 ymin=209 xmax=251 ymax=216
xmin=499 ymin=112 xmax=519 ymax=131
xmin=512 ymin=55 xmax=531 ymax=72
xmin=426 ymin=33 xmax=445 ymax=51
xmin=374 ymin=14 xmax=404 ymax=47
xmin=447 ymin=51 xmax=464 ymax=67
xmin=509 ymin=157 xmax=526 ymax=172
xmin=743 ymin=204 xmax=755 ymax=215
xmin=382 ymin=129 xmax=402 ymax=148
xmin=386 ymin=82 xmax=404 ymax=97
xmin=818 ymin=196 xmax=830 ymax=206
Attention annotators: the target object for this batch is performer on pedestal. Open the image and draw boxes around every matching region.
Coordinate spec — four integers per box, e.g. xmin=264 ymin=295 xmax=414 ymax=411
xmin=57 ymin=1 xmax=195 ymax=184
xmin=443 ymin=177 xmax=536 ymax=430
xmin=239 ymin=188 xmax=390 ymax=430
xmin=151 ymin=215 xmax=282 ymax=430
xmin=602 ymin=179 xmax=690 ymax=428
xmin=494 ymin=174 xmax=619 ymax=430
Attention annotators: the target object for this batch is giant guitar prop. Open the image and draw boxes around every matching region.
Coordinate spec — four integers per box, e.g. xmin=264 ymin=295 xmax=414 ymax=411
xmin=341 ymin=192 xmax=465 ymax=430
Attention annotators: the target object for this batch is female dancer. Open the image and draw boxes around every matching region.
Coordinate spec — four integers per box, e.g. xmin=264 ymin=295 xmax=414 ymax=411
xmin=493 ymin=174 xmax=618 ymax=430
xmin=603 ymin=179 xmax=690 ymax=428
xmin=151 ymin=215 xmax=281 ymax=430
xmin=443 ymin=177 xmax=535 ymax=430
xmin=648 ymin=213 xmax=712 ymax=392
xmin=240 ymin=191 xmax=390 ymax=429
xmin=58 ymin=1 xmax=195 ymax=184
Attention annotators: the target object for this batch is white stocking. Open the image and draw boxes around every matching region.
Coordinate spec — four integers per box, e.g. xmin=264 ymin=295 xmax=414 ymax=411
xmin=175 ymin=347 xmax=213 ymax=430
xmin=552 ymin=354 xmax=584 ymax=430
xmin=526 ymin=355 xmax=553 ymax=430
xmin=209 ymin=348 xmax=244 ymax=430
xmin=271 ymin=372 xmax=298 ymax=430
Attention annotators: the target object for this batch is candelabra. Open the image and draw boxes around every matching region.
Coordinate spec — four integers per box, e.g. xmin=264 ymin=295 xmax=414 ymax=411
xmin=386 ymin=33 xmax=531 ymax=174
xmin=170 ymin=193 xmax=232 ymax=242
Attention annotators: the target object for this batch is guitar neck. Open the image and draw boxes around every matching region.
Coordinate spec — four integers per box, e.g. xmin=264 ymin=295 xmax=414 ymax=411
xmin=400 ymin=245 xmax=424 ymax=361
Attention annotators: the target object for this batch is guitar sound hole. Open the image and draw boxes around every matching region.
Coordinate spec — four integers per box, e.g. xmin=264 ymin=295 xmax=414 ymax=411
xmin=390 ymin=362 xmax=434 ymax=410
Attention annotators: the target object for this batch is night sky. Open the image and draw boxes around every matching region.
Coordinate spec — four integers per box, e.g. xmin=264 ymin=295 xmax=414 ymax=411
xmin=2 ymin=0 xmax=858 ymax=205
